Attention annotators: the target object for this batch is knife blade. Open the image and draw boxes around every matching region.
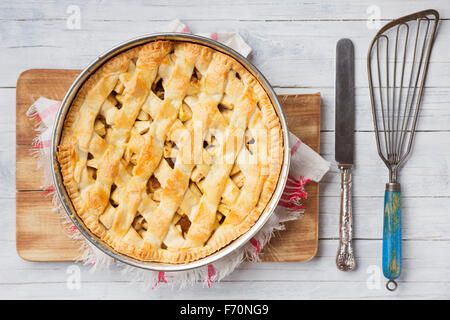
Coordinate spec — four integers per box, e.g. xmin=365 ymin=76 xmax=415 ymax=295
xmin=335 ymin=38 xmax=355 ymax=165
xmin=335 ymin=38 xmax=355 ymax=271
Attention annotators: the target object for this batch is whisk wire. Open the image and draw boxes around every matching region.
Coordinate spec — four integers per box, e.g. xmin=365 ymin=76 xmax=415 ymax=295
xmin=392 ymin=23 xmax=409 ymax=165
xmin=376 ymin=37 xmax=391 ymax=160
xmin=397 ymin=18 xmax=431 ymax=167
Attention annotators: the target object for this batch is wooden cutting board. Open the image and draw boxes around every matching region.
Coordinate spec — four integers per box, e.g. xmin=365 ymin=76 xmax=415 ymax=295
xmin=16 ymin=69 xmax=321 ymax=262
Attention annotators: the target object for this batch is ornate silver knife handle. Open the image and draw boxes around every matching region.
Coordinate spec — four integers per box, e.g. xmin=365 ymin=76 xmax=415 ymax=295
xmin=336 ymin=165 xmax=355 ymax=271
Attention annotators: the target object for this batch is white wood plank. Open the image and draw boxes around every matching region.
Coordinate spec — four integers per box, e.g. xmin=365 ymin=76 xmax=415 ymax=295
xmin=320 ymin=131 xmax=450 ymax=196
xmin=0 ymin=198 xmax=15 ymax=242
xmin=277 ymin=87 xmax=450 ymax=132
xmin=1 ymin=0 xmax=449 ymax=21
xmin=1 ymin=240 xmax=449 ymax=299
xmin=319 ymin=196 xmax=450 ymax=240
xmin=1 ymin=281 xmax=449 ymax=299
xmin=3 ymin=240 xmax=449 ymax=282
xmin=2 ymin=19 xmax=450 ymax=88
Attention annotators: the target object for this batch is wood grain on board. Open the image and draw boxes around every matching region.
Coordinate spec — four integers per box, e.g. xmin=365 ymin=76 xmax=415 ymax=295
xmin=16 ymin=69 xmax=321 ymax=262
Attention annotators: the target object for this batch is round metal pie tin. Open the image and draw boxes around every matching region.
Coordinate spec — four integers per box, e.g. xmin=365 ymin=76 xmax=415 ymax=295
xmin=51 ymin=33 xmax=290 ymax=271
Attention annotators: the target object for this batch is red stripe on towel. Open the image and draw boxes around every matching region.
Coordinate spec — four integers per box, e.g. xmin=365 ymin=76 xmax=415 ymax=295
xmin=42 ymin=184 xmax=55 ymax=195
xmin=290 ymin=139 xmax=303 ymax=155
xmin=152 ymin=271 xmax=168 ymax=289
xmin=66 ymin=225 xmax=78 ymax=232
xmin=210 ymin=32 xmax=218 ymax=41
xmin=37 ymin=102 xmax=61 ymax=120
xmin=250 ymin=238 xmax=260 ymax=254
xmin=207 ymin=264 xmax=216 ymax=288
xmin=279 ymin=176 xmax=311 ymax=210
xmin=33 ymin=140 xmax=51 ymax=149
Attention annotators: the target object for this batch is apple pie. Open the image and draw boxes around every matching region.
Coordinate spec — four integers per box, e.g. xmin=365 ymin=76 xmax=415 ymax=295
xmin=57 ymin=40 xmax=283 ymax=263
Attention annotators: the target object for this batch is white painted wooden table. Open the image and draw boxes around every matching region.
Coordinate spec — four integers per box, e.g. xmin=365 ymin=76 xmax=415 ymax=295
xmin=2 ymin=0 xmax=449 ymax=299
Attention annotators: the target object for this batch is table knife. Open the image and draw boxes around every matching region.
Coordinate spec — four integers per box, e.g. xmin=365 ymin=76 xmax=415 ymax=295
xmin=335 ymin=38 xmax=355 ymax=271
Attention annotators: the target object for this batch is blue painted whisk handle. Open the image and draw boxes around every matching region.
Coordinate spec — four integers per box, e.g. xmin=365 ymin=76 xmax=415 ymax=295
xmin=382 ymin=183 xmax=402 ymax=286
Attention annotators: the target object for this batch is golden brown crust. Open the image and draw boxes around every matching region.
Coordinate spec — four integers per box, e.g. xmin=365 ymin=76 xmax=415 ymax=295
xmin=57 ymin=40 xmax=283 ymax=264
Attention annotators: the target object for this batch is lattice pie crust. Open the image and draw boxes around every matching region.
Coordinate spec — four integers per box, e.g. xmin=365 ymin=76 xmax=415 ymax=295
xmin=57 ymin=40 xmax=283 ymax=263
